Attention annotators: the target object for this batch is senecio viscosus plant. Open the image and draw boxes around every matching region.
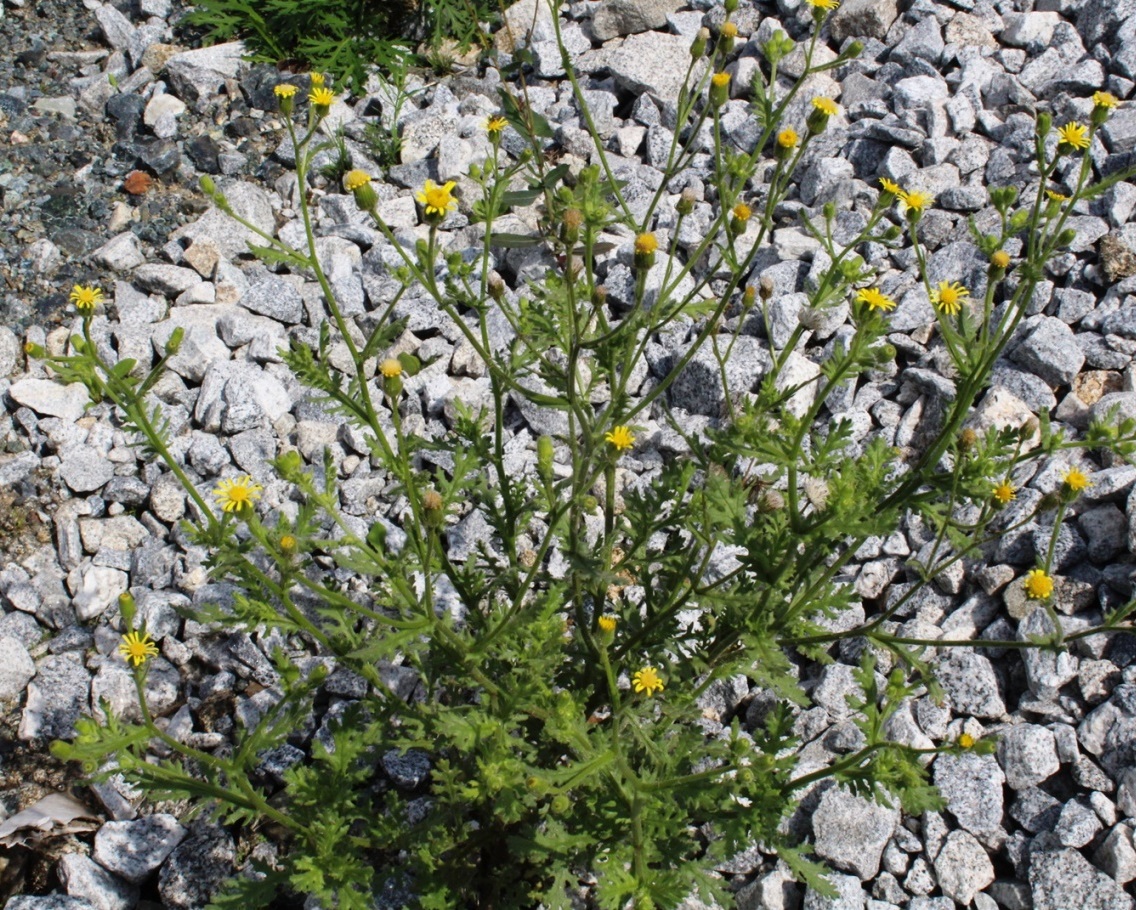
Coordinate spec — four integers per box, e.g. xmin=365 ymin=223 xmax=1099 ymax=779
xmin=36 ymin=2 xmax=1136 ymax=908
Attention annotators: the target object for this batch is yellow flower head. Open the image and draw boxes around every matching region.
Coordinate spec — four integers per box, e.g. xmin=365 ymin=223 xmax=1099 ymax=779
xmin=380 ymin=358 xmax=404 ymax=378
xmin=1093 ymin=91 xmax=1119 ymax=109
xmin=279 ymin=534 xmax=298 ymax=554
xmin=598 ymin=615 xmax=618 ymax=633
xmin=711 ymin=71 xmax=731 ymax=88
xmin=1024 ymin=568 xmax=1054 ymax=600
xmin=812 ymin=97 xmax=840 ymax=116
xmin=309 ymin=87 xmax=336 ymax=108
xmin=606 ymin=425 xmax=635 ymax=451
xmin=856 ymin=287 xmax=896 ymax=312
xmin=634 ymin=233 xmax=658 ymax=255
xmin=991 ymin=249 xmax=1011 ymax=270
xmin=416 ymin=179 xmax=458 ymax=218
xmin=992 ymin=480 xmax=1015 ymax=505
xmin=929 ymin=281 xmax=969 ymax=316
xmin=1045 ymin=189 xmax=1069 ymax=202
xmin=343 ymin=170 xmax=371 ymax=192
xmin=486 ymin=115 xmax=508 ymax=134
xmin=958 ymin=732 xmax=976 ymax=749
xmin=777 ymin=128 xmax=799 ymax=149
xmin=309 ymin=72 xmax=326 ymax=88
xmin=213 ymin=475 xmax=263 ymax=513
xmin=721 ymin=22 xmax=738 ymax=38
xmin=1056 ymin=121 xmax=1090 ymax=150
xmin=70 ymin=284 xmax=104 ymax=315
xmin=118 ymin=630 xmax=160 ymax=668
xmin=732 ymin=202 xmax=752 ymax=222
xmin=274 ymin=83 xmax=298 ymax=99
xmin=899 ymin=188 xmax=934 ymax=214
xmin=632 ymin=666 xmax=665 ymax=696
xmin=1062 ymin=467 xmax=1092 ymax=493
xmin=805 ymin=0 xmax=839 ymax=8
xmin=879 ymin=177 xmax=902 ymax=196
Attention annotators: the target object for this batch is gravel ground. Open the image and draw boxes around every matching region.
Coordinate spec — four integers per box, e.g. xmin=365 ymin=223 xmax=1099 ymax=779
xmin=2 ymin=0 xmax=1136 ymax=908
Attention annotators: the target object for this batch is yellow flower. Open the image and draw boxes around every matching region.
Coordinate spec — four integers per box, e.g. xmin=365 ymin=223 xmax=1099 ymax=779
xmin=812 ymin=97 xmax=840 ymax=116
xmin=899 ymin=189 xmax=934 ymax=214
xmin=711 ymin=72 xmax=731 ymax=88
xmin=804 ymin=0 xmax=839 ymax=8
xmin=416 ymin=179 xmax=458 ymax=218
xmin=309 ymin=72 xmax=326 ymax=88
xmin=721 ymin=22 xmax=738 ymax=38
xmin=732 ymin=202 xmax=752 ymax=222
xmin=1023 ymin=568 xmax=1054 ymax=600
xmin=1093 ymin=91 xmax=1119 ymax=109
xmin=486 ymin=115 xmax=508 ymax=134
xmin=309 ymin=87 xmax=336 ymax=108
xmin=213 ymin=475 xmax=263 ymax=513
xmin=1062 ymin=467 xmax=1092 ymax=493
xmin=1056 ymin=121 xmax=1090 ymax=150
xmin=598 ymin=615 xmax=618 ymax=633
xmin=70 ymin=284 xmax=104 ymax=315
xmin=606 ymin=425 xmax=635 ymax=451
xmin=118 ymin=630 xmax=160 ymax=668
xmin=343 ymin=170 xmax=371 ymax=191
xmin=958 ymin=732 xmax=976 ymax=749
xmin=380 ymin=358 xmax=403 ymax=378
xmin=1045 ymin=189 xmax=1069 ymax=202
xmin=929 ymin=281 xmax=969 ymax=316
xmin=274 ymin=83 xmax=298 ymax=99
xmin=634 ymin=233 xmax=658 ymax=255
xmin=991 ymin=249 xmax=1011 ymax=270
xmin=632 ymin=666 xmax=665 ymax=696
xmin=279 ymin=534 xmax=298 ymax=554
xmin=879 ymin=177 xmax=902 ymax=196
xmin=777 ymin=128 xmax=799 ymax=149
xmin=992 ymin=480 xmax=1015 ymax=505
xmin=856 ymin=287 xmax=896 ymax=312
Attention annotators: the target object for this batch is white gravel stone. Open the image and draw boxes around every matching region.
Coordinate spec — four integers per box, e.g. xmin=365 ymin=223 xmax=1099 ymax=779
xmin=8 ymin=377 xmax=91 ymax=421
xmin=0 ymin=637 xmax=36 ymax=702
xmin=57 ymin=853 xmax=139 ymax=910
xmin=93 ymin=815 xmax=188 ymax=883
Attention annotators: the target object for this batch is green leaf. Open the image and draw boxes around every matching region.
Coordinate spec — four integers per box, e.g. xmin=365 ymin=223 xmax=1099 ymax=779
xmin=489 ymin=232 xmax=542 ymax=248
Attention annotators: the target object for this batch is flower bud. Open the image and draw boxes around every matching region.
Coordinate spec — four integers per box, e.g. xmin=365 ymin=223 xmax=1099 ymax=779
xmin=959 ymin=427 xmax=978 ymax=451
xmin=634 ymin=232 xmax=658 ymax=270
xmin=537 ymin=434 xmax=554 ymax=480
xmin=775 ymin=128 xmax=798 ymax=161
xmin=691 ymin=27 xmax=710 ymax=58
xmin=1037 ymin=491 xmax=1063 ymax=512
xmin=709 ymin=71 xmax=730 ymax=107
xmin=1036 ymin=111 xmax=1052 ymax=139
xmin=724 ymin=0 xmax=737 ymax=11
xmin=845 ymin=40 xmax=864 ymax=58
xmin=729 ymin=202 xmax=751 ymax=236
xmin=562 ymin=207 xmax=583 ymax=244
xmin=422 ymin=490 xmax=445 ymax=528
xmin=719 ymin=21 xmax=737 ymax=55
xmin=591 ymin=285 xmax=608 ymax=308
xmin=118 ymin=591 xmax=136 ymax=628
xmin=488 ymin=273 xmax=506 ymax=302
xmin=23 ymin=341 xmax=44 ymax=359
xmin=742 ymin=285 xmax=756 ymax=307
xmin=343 ymin=169 xmax=377 ymax=211
xmin=165 ymin=326 xmax=184 ymax=356
xmin=199 ymin=174 xmax=216 ymax=196
xmin=676 ymin=187 xmax=697 ymax=216
xmin=1056 ymin=228 xmax=1077 ymax=248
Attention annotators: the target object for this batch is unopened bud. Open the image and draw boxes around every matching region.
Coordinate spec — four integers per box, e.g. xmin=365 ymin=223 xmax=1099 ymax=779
xmin=676 ymin=187 xmax=697 ymax=216
xmin=959 ymin=427 xmax=978 ymax=451
xmin=118 ymin=591 xmax=136 ymax=627
xmin=1056 ymin=228 xmax=1077 ymax=248
xmin=422 ymin=490 xmax=445 ymax=528
xmin=199 ymin=174 xmax=216 ymax=196
xmin=488 ymin=273 xmax=506 ymax=302
xmin=165 ymin=326 xmax=184 ymax=356
xmin=537 ymin=435 xmax=554 ymax=479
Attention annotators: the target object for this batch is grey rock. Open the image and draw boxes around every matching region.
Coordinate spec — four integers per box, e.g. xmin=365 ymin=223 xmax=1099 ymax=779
xmin=1056 ymin=798 xmax=1103 ymax=848
xmin=94 ymin=4 xmax=136 ymax=51
xmin=6 ymin=899 xmax=95 ymax=910
xmin=239 ymin=277 xmax=305 ymax=324
xmin=19 ymin=653 xmax=91 ymax=741
xmin=998 ymin=723 xmax=1060 ymax=790
xmin=158 ymin=826 xmax=236 ymax=910
xmin=830 ymin=0 xmax=898 ymax=41
xmin=132 ymin=264 xmax=201 ymax=297
xmin=803 ymin=872 xmax=866 ymax=910
xmin=0 ymin=636 xmax=36 ymax=702
xmin=935 ymin=650 xmax=1005 ymax=719
xmin=669 ymin=336 xmax=771 ymax=417
xmin=595 ymin=31 xmax=708 ymax=104
xmin=1011 ymin=787 xmax=1063 ymax=834
xmin=1020 ymin=607 xmax=1078 ymax=700
xmin=57 ymin=853 xmax=139 ymax=910
xmin=172 ymin=181 xmax=276 ymax=260
xmin=1095 ymin=825 xmax=1136 ymax=884
xmin=0 ymin=325 xmax=19 ymax=376
xmin=8 ymin=377 xmax=91 ymax=421
xmin=92 ymin=660 xmax=179 ymax=724
xmin=1103 ymin=107 xmax=1136 ymax=156
xmin=164 ymin=42 xmax=245 ymax=105
xmin=382 ymin=749 xmax=432 ymax=789
xmin=812 ymin=786 xmax=898 ymax=880
xmin=72 ymin=565 xmax=129 ymax=622
xmin=1002 ymin=12 xmax=1062 ymax=51
xmin=1010 ymin=316 xmax=1084 ymax=387
xmin=934 ymin=829 xmax=994 ymax=905
xmin=889 ymin=16 xmax=944 ymax=66
xmin=591 ymin=0 xmax=683 ymax=40
xmin=59 ymin=446 xmax=115 ymax=493
xmin=1029 ymin=841 xmax=1135 ymax=910
xmin=91 ymin=233 xmax=145 ymax=272
xmin=94 ymin=815 xmax=188 ymax=884
xmin=934 ymin=753 xmax=1005 ymax=836
xmin=1080 ymin=504 xmax=1127 ymax=563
